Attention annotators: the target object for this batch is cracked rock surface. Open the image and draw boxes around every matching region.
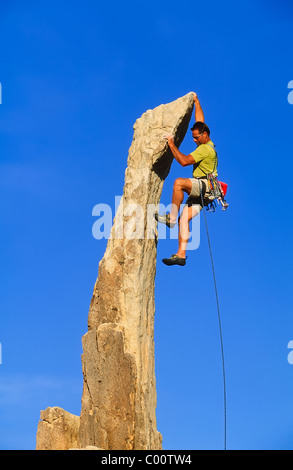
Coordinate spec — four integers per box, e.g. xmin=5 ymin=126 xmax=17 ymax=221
xmin=36 ymin=407 xmax=80 ymax=450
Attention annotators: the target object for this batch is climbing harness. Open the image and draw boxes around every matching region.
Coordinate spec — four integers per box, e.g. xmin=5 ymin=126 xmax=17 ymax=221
xmin=205 ymin=174 xmax=229 ymax=212
xmin=199 ymin=179 xmax=227 ymax=451
xmin=202 ymin=144 xmax=229 ymax=212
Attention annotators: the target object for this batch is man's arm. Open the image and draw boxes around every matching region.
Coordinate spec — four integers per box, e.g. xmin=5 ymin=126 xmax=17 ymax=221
xmin=164 ymin=134 xmax=195 ymax=167
xmin=193 ymin=92 xmax=205 ymax=122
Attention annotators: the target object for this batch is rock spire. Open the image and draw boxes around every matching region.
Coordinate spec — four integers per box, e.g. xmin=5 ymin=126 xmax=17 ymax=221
xmin=36 ymin=92 xmax=194 ymax=450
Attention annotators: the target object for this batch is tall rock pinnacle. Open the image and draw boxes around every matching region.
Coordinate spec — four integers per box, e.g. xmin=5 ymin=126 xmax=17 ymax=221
xmin=36 ymin=92 xmax=194 ymax=450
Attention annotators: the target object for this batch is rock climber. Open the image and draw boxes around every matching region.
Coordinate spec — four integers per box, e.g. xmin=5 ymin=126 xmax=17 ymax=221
xmin=155 ymin=92 xmax=218 ymax=266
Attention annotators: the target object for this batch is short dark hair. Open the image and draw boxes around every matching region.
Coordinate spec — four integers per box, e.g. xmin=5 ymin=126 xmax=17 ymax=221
xmin=191 ymin=121 xmax=210 ymax=136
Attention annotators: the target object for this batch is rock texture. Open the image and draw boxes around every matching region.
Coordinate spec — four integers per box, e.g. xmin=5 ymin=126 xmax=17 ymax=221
xmin=36 ymin=92 xmax=194 ymax=450
xmin=36 ymin=407 xmax=80 ymax=450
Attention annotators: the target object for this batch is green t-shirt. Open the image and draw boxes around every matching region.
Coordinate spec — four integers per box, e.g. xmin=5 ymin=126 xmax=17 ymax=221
xmin=190 ymin=140 xmax=218 ymax=178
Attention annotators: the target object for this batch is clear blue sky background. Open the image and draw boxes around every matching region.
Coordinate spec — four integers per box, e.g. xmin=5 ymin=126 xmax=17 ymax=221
xmin=0 ymin=0 xmax=293 ymax=450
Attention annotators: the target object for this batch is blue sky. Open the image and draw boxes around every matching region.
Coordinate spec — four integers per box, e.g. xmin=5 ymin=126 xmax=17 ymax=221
xmin=0 ymin=0 xmax=293 ymax=450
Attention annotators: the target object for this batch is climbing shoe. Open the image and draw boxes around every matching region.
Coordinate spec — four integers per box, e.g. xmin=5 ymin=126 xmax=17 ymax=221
xmin=162 ymin=254 xmax=186 ymax=266
xmin=155 ymin=212 xmax=176 ymax=228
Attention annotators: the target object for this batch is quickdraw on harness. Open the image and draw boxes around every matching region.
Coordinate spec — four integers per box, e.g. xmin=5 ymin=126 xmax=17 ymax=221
xmin=202 ymin=144 xmax=229 ymax=213
xmin=205 ymin=175 xmax=229 ymax=212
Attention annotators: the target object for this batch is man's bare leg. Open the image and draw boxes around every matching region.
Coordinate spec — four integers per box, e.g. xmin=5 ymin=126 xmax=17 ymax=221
xmin=169 ymin=178 xmax=192 ymax=224
xmin=177 ymin=204 xmax=201 ymax=258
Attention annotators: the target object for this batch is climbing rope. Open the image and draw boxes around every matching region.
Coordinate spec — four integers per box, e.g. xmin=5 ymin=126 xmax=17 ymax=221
xmin=199 ymin=181 xmax=227 ymax=451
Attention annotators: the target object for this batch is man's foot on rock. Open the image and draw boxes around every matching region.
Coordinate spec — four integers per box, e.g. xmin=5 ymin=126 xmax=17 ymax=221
xmin=155 ymin=212 xmax=176 ymax=228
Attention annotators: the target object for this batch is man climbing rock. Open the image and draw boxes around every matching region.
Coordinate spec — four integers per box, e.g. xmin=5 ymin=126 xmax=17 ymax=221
xmin=155 ymin=92 xmax=218 ymax=266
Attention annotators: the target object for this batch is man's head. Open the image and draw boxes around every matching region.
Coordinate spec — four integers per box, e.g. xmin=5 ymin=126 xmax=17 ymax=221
xmin=191 ymin=121 xmax=211 ymax=145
